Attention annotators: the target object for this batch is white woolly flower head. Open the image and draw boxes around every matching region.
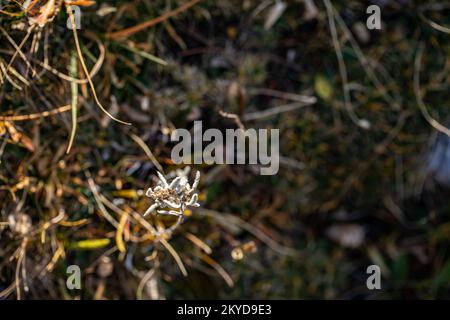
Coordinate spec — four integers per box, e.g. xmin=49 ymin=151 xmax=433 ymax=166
xmin=143 ymin=168 xmax=200 ymax=224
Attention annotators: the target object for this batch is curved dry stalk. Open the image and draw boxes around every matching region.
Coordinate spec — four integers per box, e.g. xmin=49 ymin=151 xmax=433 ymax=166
xmin=323 ymin=0 xmax=370 ymax=129
xmin=86 ymin=172 xmax=120 ymax=228
xmin=29 ymin=31 xmax=105 ymax=84
xmin=185 ymin=232 xmax=212 ymax=254
xmin=15 ymin=238 xmax=28 ymax=300
xmin=0 ymin=281 xmax=15 ymax=299
xmin=418 ymin=3 xmax=450 ymax=35
xmin=328 ymin=0 xmax=402 ymax=112
xmin=41 ymin=243 xmax=65 ymax=274
xmin=160 ymin=238 xmax=188 ymax=277
xmin=414 ymin=42 xmax=450 ymax=137
xmin=67 ymin=6 xmax=131 ymax=125
xmin=115 ymin=210 xmax=129 ymax=253
xmin=130 ymin=133 xmax=164 ymax=173
xmin=136 ymin=268 xmax=156 ymax=300
xmin=200 ymin=254 xmax=234 ymax=288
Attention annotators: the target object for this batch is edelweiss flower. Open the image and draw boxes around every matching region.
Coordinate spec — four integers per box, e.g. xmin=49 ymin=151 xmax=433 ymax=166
xmin=144 ymin=170 xmax=200 ymax=218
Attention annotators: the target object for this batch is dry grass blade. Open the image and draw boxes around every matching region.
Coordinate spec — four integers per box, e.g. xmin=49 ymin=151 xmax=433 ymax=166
xmin=119 ymin=42 xmax=168 ymax=66
xmin=106 ymin=0 xmax=202 ymax=40
xmin=0 ymin=105 xmax=71 ymax=121
xmin=66 ymin=50 xmax=78 ymax=154
xmin=160 ymin=239 xmax=188 ymax=277
xmin=0 ymin=58 xmax=23 ymax=90
xmin=323 ymin=0 xmax=369 ymax=129
xmin=115 ymin=210 xmax=129 ymax=253
xmin=200 ymin=254 xmax=234 ymax=288
xmin=2 ymin=26 xmax=34 ymax=83
xmin=242 ymin=101 xmax=315 ymax=121
xmin=0 ymin=26 xmax=37 ymax=77
xmin=418 ymin=3 xmax=450 ymax=35
xmin=130 ymin=133 xmax=164 ymax=173
xmin=185 ymin=232 xmax=212 ymax=254
xmin=99 ymin=194 xmax=158 ymax=236
xmin=15 ymin=238 xmax=28 ymax=300
xmin=136 ymin=268 xmax=156 ymax=300
xmin=86 ymin=173 xmax=119 ymax=228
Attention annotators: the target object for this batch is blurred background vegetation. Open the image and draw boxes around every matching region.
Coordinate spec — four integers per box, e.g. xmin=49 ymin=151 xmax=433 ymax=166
xmin=1 ymin=0 xmax=450 ymax=299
